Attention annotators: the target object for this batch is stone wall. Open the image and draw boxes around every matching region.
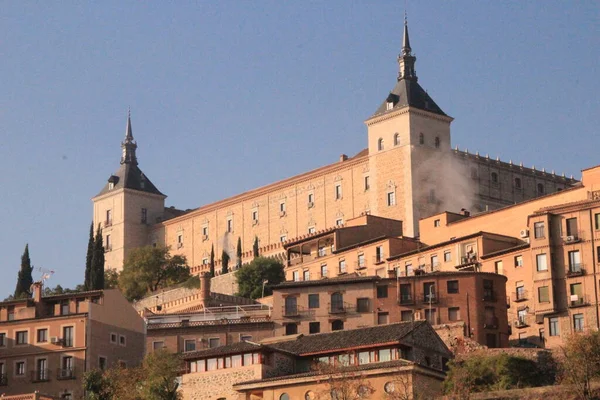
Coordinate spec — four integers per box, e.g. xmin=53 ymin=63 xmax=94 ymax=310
xmin=180 ymin=364 xmax=268 ymax=400
xmin=134 ymin=286 xmax=197 ymax=311
xmin=211 ymin=271 xmax=238 ymax=296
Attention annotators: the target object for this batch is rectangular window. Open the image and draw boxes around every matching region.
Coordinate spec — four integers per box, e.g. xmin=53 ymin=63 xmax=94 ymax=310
xmin=534 ymin=222 xmax=545 ymax=238
xmin=376 ymin=285 xmax=388 ymax=298
xmin=16 ymin=361 xmax=25 ymax=376
xmin=36 ymin=358 xmax=48 ymax=381
xmin=515 ymin=255 xmax=523 ymax=267
xmin=309 ymin=322 xmax=320 ymax=334
xmin=202 ymin=226 xmax=208 ymax=237
xmin=538 ymin=286 xmax=549 ymax=303
xmin=434 ymin=219 xmax=441 ymax=227
xmin=308 ymin=294 xmax=320 ymax=309
xmin=549 ymin=317 xmax=559 ymax=336
xmin=119 ymin=335 xmax=126 ymax=346
xmin=308 ymin=226 xmax=316 ymax=234
xmin=516 ymin=284 xmax=526 ymax=301
xmin=208 ymin=338 xmax=220 ymax=348
xmin=483 ymin=279 xmax=494 ymax=301
xmin=152 ymin=341 xmax=164 ymax=350
xmin=63 ymin=326 xmax=74 ymax=347
xmin=401 ymin=310 xmax=413 ymax=321
xmin=61 ymin=300 xmax=70 ymax=315
xmin=536 ymin=253 xmax=548 ymax=271
xmin=106 ymin=209 xmax=112 ymax=225
xmin=358 ymin=351 xmax=370 ymax=365
xmin=574 ymin=314 xmax=584 ymax=332
xmin=356 ymin=298 xmax=370 ymax=313
xmin=338 ymin=259 xmax=346 ymax=273
xmin=252 ymin=210 xmax=258 ymax=222
xmin=495 ymin=260 xmax=504 ymax=275
xmin=431 ymin=254 xmax=439 ymax=269
xmin=447 ymin=280 xmax=459 ymax=294
xmin=16 ymin=331 xmax=28 ymax=345
xmin=280 ymin=235 xmax=287 ymax=242
xmin=0 ymin=332 xmax=5 ymax=347
xmin=595 ymin=213 xmax=600 ymax=230
xmin=308 ymin=193 xmax=314 ymax=205
xmin=357 ymin=254 xmax=365 ymax=268
xmin=364 ymin=176 xmax=370 ymax=191
xmin=227 ymin=219 xmax=233 ymax=233
xmin=105 ymin=234 xmax=111 ymax=250
xmin=240 ymin=335 xmax=252 ymax=342
xmin=141 ymin=208 xmax=147 ymax=224
xmin=110 ymin=333 xmax=117 ymax=343
xmin=303 ymin=270 xmax=310 ymax=281
xmin=292 ymin=271 xmax=300 ymax=282
xmin=336 ymin=218 xmax=343 ymax=226
xmin=37 ymin=328 xmax=48 ymax=343
xmin=569 ymin=250 xmax=582 ymax=273
xmin=444 ymin=251 xmax=451 ymax=262
xmin=448 ymin=307 xmax=460 ymax=321
xmin=378 ymin=348 xmax=392 ymax=362
xmin=335 ymin=184 xmax=342 ymax=200
xmin=320 ymin=264 xmax=328 ymax=277
xmin=377 ymin=312 xmax=389 ymax=325
xmin=424 ymin=282 xmax=436 ymax=302
xmin=387 ymin=191 xmax=396 ymax=206
xmin=566 ymin=217 xmax=578 ymax=237
xmin=279 ymin=202 xmax=286 ymax=214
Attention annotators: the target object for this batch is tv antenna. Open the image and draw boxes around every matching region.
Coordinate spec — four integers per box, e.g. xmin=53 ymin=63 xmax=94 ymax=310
xmin=36 ymin=267 xmax=55 ymax=284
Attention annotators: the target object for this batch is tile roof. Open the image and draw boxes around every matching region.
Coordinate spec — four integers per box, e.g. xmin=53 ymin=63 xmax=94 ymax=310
xmin=272 ymin=274 xmax=380 ymax=289
xmin=96 ymin=163 xmax=164 ymax=197
xmin=372 ymin=79 xmax=447 ymax=118
xmin=182 ymin=341 xmax=263 ymax=360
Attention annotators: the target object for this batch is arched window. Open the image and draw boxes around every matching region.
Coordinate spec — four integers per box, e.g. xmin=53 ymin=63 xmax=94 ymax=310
xmin=377 ymin=138 xmax=384 ymax=151
xmin=491 ymin=172 xmax=498 ymax=183
xmin=514 ymin=177 xmax=522 ymax=189
xmin=331 ymin=292 xmax=344 ymax=313
xmin=393 ymin=133 xmax=400 ymax=146
xmin=279 ymin=394 xmax=290 ymax=400
xmin=434 ymin=136 xmax=440 ymax=148
xmin=537 ymin=183 xmax=545 ymax=194
xmin=419 ymin=133 xmax=425 ymax=145
xmin=331 ymin=319 xmax=344 ymax=331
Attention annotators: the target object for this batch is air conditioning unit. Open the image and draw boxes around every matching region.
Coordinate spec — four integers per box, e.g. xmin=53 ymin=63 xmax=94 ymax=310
xmin=565 ymin=236 xmax=576 ymax=243
xmin=50 ymin=336 xmax=61 ymax=344
xmin=307 ymin=201 xmax=314 ymax=209
xmin=519 ymin=229 xmax=529 ymax=238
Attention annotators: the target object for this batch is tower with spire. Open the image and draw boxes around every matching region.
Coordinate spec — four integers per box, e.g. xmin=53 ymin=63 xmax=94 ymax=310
xmin=92 ymin=112 xmax=167 ymax=272
xmin=364 ymin=17 xmax=454 ymax=236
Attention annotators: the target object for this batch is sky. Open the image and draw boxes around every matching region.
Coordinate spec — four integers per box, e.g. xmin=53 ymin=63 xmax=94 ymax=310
xmin=1 ymin=1 xmax=598 ymax=298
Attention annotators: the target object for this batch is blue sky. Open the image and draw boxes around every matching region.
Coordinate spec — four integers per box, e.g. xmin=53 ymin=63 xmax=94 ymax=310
xmin=1 ymin=1 xmax=598 ymax=297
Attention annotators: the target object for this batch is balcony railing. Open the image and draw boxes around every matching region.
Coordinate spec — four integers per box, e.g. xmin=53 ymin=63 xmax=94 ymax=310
xmin=328 ymin=302 xmax=354 ymax=314
xmin=514 ymin=316 xmax=529 ymax=328
xmin=104 ymin=220 xmax=112 ymax=227
xmin=57 ymin=368 xmax=76 ymax=380
xmin=373 ymin=255 xmax=386 ymax=265
xmin=569 ymin=296 xmax=588 ymax=308
xmin=399 ymin=294 xmax=414 ymax=305
xmin=354 ymin=261 xmax=367 ymax=270
xmin=484 ymin=316 xmax=499 ymax=329
xmin=512 ymin=290 xmax=528 ymax=302
xmin=0 ymin=373 xmax=6 ymax=386
xmin=566 ymin=264 xmax=585 ymax=277
xmin=31 ymin=369 xmax=50 ymax=383
xmin=422 ymin=294 xmax=439 ymax=304
xmin=282 ymin=304 xmax=307 ymax=318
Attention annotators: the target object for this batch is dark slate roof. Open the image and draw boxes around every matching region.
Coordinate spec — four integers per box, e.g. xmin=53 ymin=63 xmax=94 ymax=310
xmin=372 ymin=79 xmax=446 ymax=117
xmin=96 ymin=163 xmax=164 ymax=197
xmin=182 ymin=341 xmax=262 ymax=360
xmin=268 ymin=321 xmax=427 ymax=356
xmin=272 ymin=274 xmax=380 ymax=289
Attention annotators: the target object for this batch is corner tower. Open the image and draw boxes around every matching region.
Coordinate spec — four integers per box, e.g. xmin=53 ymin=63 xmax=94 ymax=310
xmin=365 ymin=18 xmax=454 ymax=236
xmin=92 ymin=112 xmax=166 ymax=271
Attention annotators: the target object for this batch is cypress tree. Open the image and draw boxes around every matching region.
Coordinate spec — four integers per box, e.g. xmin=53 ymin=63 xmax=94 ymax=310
xmin=14 ymin=244 xmax=33 ymax=298
xmin=84 ymin=222 xmax=94 ymax=290
xmin=90 ymin=225 xmax=105 ymax=290
xmin=253 ymin=236 xmax=259 ymax=258
xmin=236 ymin=237 xmax=242 ymax=269
xmin=209 ymin=244 xmax=215 ymax=277
xmin=221 ymin=250 xmax=229 ymax=275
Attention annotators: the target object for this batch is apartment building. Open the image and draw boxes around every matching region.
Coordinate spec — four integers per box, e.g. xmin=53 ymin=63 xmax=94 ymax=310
xmin=0 ymin=284 xmax=145 ymax=399
xmin=180 ymin=321 xmax=451 ymax=400
xmin=271 ymin=272 xmax=508 ymax=348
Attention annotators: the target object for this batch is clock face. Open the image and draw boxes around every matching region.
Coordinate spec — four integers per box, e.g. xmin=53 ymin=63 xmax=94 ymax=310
xmin=384 ymin=381 xmax=395 ymax=393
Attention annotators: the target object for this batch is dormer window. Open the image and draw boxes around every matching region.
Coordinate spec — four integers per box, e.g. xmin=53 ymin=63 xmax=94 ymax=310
xmin=107 ymin=175 xmax=119 ymax=190
xmin=386 ymin=101 xmax=394 ymax=111
xmin=108 ymin=182 xmax=114 ymax=190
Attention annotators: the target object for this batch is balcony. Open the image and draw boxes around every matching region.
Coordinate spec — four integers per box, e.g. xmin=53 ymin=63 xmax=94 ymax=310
xmin=422 ymin=294 xmax=439 ymax=304
xmin=563 ymin=233 xmax=583 ymax=244
xmin=57 ymin=368 xmax=76 ymax=380
xmin=0 ymin=373 xmax=6 ymax=386
xmin=566 ymin=264 xmax=585 ymax=277
xmin=398 ymin=294 xmax=414 ymax=305
xmin=373 ymin=255 xmax=386 ymax=265
xmin=512 ymin=290 xmax=528 ymax=302
xmin=282 ymin=304 xmax=307 ymax=318
xmin=354 ymin=261 xmax=367 ymax=270
xmin=104 ymin=220 xmax=112 ymax=228
xmin=569 ymin=296 xmax=589 ymax=308
xmin=514 ymin=317 xmax=529 ymax=328
xmin=484 ymin=316 xmax=499 ymax=329
xmin=31 ymin=369 xmax=50 ymax=383
xmin=329 ymin=302 xmax=354 ymax=314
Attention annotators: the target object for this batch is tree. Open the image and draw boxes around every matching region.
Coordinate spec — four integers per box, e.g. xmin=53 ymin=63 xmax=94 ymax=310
xmin=235 ymin=257 xmax=285 ymax=299
xmin=104 ymin=269 xmax=119 ymax=289
xmin=236 ymin=236 xmax=242 ymax=269
xmin=118 ymin=246 xmax=189 ymax=301
xmin=141 ymin=350 xmax=182 ymax=400
xmin=558 ymin=331 xmax=600 ymax=400
xmin=85 ymin=221 xmax=94 ymax=290
xmin=14 ymin=244 xmax=33 ymax=298
xmin=90 ymin=225 xmax=105 ymax=290
xmin=313 ymin=361 xmax=374 ymax=400
xmin=253 ymin=236 xmax=259 ymax=258
xmin=209 ymin=244 xmax=215 ymax=277
xmin=221 ymin=250 xmax=230 ymax=275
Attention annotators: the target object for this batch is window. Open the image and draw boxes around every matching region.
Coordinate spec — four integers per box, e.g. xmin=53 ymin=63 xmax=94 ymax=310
xmin=331 ymin=320 xmax=344 ymax=331
xmin=444 ymin=251 xmax=451 ymax=262
xmin=308 ymin=294 xmax=319 ymax=309
xmin=61 ymin=300 xmax=70 ymax=315
xmin=16 ymin=331 xmax=28 ymax=345
xmin=571 ymin=283 xmax=583 ymax=304
xmin=377 ymin=138 xmax=384 ymax=151
xmin=549 ymin=317 xmax=559 ymax=336
xmin=208 ymin=338 xmax=220 ymax=348
xmin=36 ymin=358 xmax=48 ymax=381
xmin=37 ymin=328 xmax=48 ymax=343
xmin=423 ymin=282 xmax=436 ymax=302
xmin=357 ymin=254 xmax=365 ymax=268
xmin=320 ymin=264 xmax=328 ymax=277
xmin=491 ymin=172 xmax=498 ymax=184
xmin=303 ymin=270 xmax=310 ymax=281
xmin=308 ymin=226 xmax=316 ymax=234
xmin=240 ymin=335 xmax=252 ymax=342
xmin=515 ymin=255 xmax=523 ymax=267
xmin=387 ymin=191 xmax=396 ymax=206
xmin=538 ymin=286 xmax=549 ymax=303
xmin=536 ymin=253 xmax=548 ymax=271
xmin=401 ymin=310 xmax=413 ymax=321
xmin=376 ymin=285 xmax=388 ymax=298
xmin=574 ymin=314 xmax=584 ymax=332
xmin=331 ymin=292 xmax=344 ymax=313
xmin=7 ymin=306 xmax=14 ymax=321
xmin=434 ymin=219 xmax=441 ymax=227
xmin=0 ymin=332 xmax=5 ymax=347
xmin=394 ymin=133 xmax=400 ymax=146
xmin=356 ymin=298 xmax=370 ymax=313
xmin=292 ymin=271 xmax=300 ymax=282
xmin=308 ymin=193 xmax=314 ymax=206
xmin=447 ymin=280 xmax=459 ymax=294
xmin=434 ymin=136 xmax=440 ymax=148
xmin=419 ymin=132 xmax=424 ymax=145
xmin=252 ymin=210 xmax=258 ymax=223
xmin=227 ymin=219 xmax=233 ymax=233
xmin=141 ymin=208 xmax=147 ymax=224
xmin=377 ymin=312 xmax=389 ymax=325
xmin=569 ymin=250 xmax=582 ymax=273
xmin=106 ymin=209 xmax=112 ymax=225
xmin=483 ymin=280 xmax=494 ymax=301
xmin=339 ymin=260 xmax=346 ymax=273
xmin=119 ymin=335 xmax=126 ymax=346
xmin=152 ymin=341 xmax=164 ymax=350
xmin=284 ymin=297 xmax=298 ymax=316
xmin=595 ymin=213 xmax=600 ymax=230
xmin=494 ymin=260 xmax=504 ymax=275
xmin=335 ymin=184 xmax=342 ymax=200
xmin=364 ymin=176 xmax=370 ymax=191
xmin=279 ymin=202 xmax=286 ymax=214
xmin=63 ymin=326 xmax=73 ymax=347
xmin=15 ymin=361 xmax=25 ymax=376
xmin=177 ymin=233 xmax=183 ymax=247
xmin=280 ymin=393 xmax=290 ymax=400
xmin=448 ymin=307 xmax=460 ymax=321
xmin=336 ymin=218 xmax=343 ymax=226
xmin=280 ymin=234 xmax=287 ymax=242
xmin=534 ymin=222 xmax=545 ymax=238
xmin=515 ymin=177 xmax=522 ymax=189
xmin=309 ymin=322 xmax=320 ymax=334
xmin=183 ymin=339 xmax=196 ymax=352
xmin=105 ymin=234 xmax=111 ymax=251
xmin=202 ymin=225 xmax=209 ymax=238
xmin=431 ymin=255 xmax=439 ymax=269
xmin=110 ymin=333 xmax=117 ymax=343
xmin=566 ymin=218 xmax=578 ymax=237
xmin=537 ymin=183 xmax=545 ymax=194
xmin=285 ymin=324 xmax=297 ymax=335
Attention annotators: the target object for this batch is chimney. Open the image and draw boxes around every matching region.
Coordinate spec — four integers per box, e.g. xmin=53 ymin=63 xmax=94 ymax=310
xmin=32 ymin=281 xmax=43 ymax=303
xmin=339 ymin=154 xmax=348 ymax=162
xmin=460 ymin=208 xmax=471 ymax=217
xmin=200 ymin=273 xmax=211 ymax=304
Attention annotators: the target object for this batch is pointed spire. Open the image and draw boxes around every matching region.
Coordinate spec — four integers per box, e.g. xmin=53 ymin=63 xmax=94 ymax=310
xmin=402 ymin=12 xmax=411 ymax=56
xmin=398 ymin=14 xmax=417 ymax=81
xmin=121 ymin=109 xmax=138 ymax=165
